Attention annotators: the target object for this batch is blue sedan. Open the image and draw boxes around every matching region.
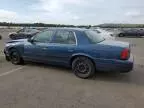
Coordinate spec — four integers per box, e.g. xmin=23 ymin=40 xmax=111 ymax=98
xmin=4 ymin=28 xmax=134 ymax=79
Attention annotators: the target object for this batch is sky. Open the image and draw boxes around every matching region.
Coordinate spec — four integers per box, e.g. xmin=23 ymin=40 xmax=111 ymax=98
xmin=0 ymin=0 xmax=144 ymax=25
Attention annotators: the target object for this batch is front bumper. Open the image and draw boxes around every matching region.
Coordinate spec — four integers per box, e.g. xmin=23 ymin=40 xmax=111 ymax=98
xmin=95 ymin=54 xmax=134 ymax=72
xmin=4 ymin=48 xmax=11 ymax=61
xmin=4 ymin=48 xmax=9 ymax=56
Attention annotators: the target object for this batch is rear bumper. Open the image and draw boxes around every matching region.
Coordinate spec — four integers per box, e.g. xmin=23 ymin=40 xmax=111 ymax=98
xmin=94 ymin=54 xmax=134 ymax=72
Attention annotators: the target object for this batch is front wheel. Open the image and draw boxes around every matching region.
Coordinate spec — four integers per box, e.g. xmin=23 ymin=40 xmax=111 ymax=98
xmin=9 ymin=49 xmax=24 ymax=65
xmin=72 ymin=57 xmax=95 ymax=79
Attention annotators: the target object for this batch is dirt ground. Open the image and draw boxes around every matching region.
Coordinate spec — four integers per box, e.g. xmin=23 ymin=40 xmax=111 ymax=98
xmin=0 ymin=28 xmax=144 ymax=108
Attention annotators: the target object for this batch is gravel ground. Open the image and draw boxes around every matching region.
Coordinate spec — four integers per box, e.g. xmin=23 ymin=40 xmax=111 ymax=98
xmin=0 ymin=29 xmax=144 ymax=108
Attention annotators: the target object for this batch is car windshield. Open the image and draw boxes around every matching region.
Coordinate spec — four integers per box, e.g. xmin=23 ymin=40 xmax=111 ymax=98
xmin=84 ymin=30 xmax=105 ymax=44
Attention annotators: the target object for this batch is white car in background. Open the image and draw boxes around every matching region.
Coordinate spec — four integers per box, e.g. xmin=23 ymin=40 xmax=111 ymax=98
xmin=92 ymin=28 xmax=115 ymax=40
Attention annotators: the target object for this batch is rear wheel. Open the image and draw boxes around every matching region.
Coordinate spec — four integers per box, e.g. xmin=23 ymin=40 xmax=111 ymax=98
xmin=72 ymin=57 xmax=95 ymax=79
xmin=9 ymin=49 xmax=24 ymax=65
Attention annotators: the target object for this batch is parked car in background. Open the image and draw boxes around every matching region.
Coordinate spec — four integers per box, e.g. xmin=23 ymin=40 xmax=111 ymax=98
xmin=92 ymin=28 xmax=115 ymax=40
xmin=118 ymin=29 xmax=144 ymax=37
xmin=36 ymin=27 xmax=48 ymax=31
xmin=9 ymin=28 xmax=40 ymax=40
xmin=4 ymin=28 xmax=134 ymax=79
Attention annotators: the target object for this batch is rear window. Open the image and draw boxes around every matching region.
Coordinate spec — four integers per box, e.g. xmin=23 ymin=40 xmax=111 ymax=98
xmin=84 ymin=30 xmax=105 ymax=44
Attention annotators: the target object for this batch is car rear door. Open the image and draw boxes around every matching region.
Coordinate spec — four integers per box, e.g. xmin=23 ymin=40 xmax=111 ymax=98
xmin=45 ymin=30 xmax=77 ymax=65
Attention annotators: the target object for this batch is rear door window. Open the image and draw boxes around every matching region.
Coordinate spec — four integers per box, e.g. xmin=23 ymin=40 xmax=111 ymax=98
xmin=53 ymin=30 xmax=76 ymax=45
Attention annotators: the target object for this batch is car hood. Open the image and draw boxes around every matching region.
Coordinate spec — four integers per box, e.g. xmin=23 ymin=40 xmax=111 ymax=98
xmin=98 ymin=40 xmax=130 ymax=48
xmin=6 ymin=39 xmax=27 ymax=43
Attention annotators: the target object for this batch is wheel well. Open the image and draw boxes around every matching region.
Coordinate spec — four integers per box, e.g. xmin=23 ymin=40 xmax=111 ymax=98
xmin=8 ymin=47 xmax=23 ymax=60
xmin=8 ymin=47 xmax=19 ymax=55
xmin=70 ymin=55 xmax=96 ymax=67
xmin=8 ymin=47 xmax=15 ymax=52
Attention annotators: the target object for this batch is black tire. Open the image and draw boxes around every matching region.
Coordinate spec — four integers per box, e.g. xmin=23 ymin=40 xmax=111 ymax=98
xmin=72 ymin=56 xmax=95 ymax=79
xmin=9 ymin=49 xmax=24 ymax=65
xmin=119 ymin=33 xmax=124 ymax=37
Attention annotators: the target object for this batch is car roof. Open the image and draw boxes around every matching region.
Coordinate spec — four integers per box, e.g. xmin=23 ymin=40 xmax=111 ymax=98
xmin=45 ymin=28 xmax=88 ymax=32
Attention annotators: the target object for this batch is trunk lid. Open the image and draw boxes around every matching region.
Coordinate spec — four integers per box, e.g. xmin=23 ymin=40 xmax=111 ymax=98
xmin=98 ymin=40 xmax=130 ymax=48
xmin=90 ymin=40 xmax=131 ymax=60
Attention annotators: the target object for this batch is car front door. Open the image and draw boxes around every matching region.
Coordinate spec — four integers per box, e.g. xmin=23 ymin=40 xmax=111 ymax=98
xmin=23 ymin=30 xmax=55 ymax=62
xmin=46 ymin=30 xmax=77 ymax=65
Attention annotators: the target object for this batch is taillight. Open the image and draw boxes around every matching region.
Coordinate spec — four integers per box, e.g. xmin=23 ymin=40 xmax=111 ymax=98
xmin=120 ymin=48 xmax=130 ymax=60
